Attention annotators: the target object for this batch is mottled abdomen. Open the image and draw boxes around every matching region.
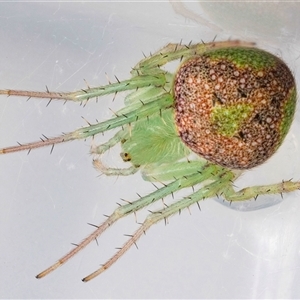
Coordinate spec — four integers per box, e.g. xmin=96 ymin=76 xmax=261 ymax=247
xmin=174 ymin=47 xmax=296 ymax=169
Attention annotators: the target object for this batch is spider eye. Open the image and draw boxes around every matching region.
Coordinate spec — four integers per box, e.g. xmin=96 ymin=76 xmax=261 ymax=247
xmin=174 ymin=47 xmax=296 ymax=170
xmin=120 ymin=152 xmax=132 ymax=162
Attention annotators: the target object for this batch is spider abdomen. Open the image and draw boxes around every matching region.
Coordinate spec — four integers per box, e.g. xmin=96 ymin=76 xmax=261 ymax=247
xmin=174 ymin=47 xmax=297 ymax=169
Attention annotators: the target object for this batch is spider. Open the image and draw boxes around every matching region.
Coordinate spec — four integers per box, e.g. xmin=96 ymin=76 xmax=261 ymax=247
xmin=0 ymin=40 xmax=298 ymax=282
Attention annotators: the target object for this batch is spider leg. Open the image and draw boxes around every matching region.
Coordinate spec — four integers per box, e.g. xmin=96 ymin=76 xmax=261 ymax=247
xmin=90 ymin=128 xmax=132 ymax=173
xmin=90 ymin=129 xmax=139 ymax=176
xmin=82 ymin=167 xmax=234 ymax=281
xmin=141 ymin=160 xmax=207 ymax=182
xmin=36 ymin=163 xmax=222 ymax=279
xmin=0 ymin=93 xmax=173 ymax=154
xmin=133 ymin=40 xmax=256 ymax=75
xmin=223 ymin=179 xmax=300 ymax=201
xmin=91 ymin=129 xmax=129 ymax=155
xmin=92 ymin=159 xmax=138 ymax=176
xmin=0 ymin=74 xmax=166 ymax=102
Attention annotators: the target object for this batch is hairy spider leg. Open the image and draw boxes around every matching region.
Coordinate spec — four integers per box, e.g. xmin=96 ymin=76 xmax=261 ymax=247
xmin=36 ymin=162 xmax=223 ymax=279
xmin=82 ymin=165 xmax=235 ymax=281
xmin=0 ymin=92 xmax=172 ymax=153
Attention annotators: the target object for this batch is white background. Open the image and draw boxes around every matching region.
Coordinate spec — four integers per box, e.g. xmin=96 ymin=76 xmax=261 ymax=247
xmin=1 ymin=1 xmax=300 ymax=298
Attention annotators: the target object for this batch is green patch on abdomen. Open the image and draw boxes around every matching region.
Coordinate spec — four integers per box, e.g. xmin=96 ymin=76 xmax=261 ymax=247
xmin=211 ymin=104 xmax=253 ymax=137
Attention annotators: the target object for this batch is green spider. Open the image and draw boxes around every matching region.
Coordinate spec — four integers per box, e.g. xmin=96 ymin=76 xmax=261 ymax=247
xmin=0 ymin=40 xmax=299 ymax=282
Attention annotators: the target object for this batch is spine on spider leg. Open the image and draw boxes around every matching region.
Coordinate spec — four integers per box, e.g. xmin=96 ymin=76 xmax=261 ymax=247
xmin=0 ymin=74 xmax=166 ymax=102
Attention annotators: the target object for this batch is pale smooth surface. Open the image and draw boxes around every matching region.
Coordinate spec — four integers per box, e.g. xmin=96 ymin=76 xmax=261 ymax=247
xmin=1 ymin=2 xmax=300 ymax=298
